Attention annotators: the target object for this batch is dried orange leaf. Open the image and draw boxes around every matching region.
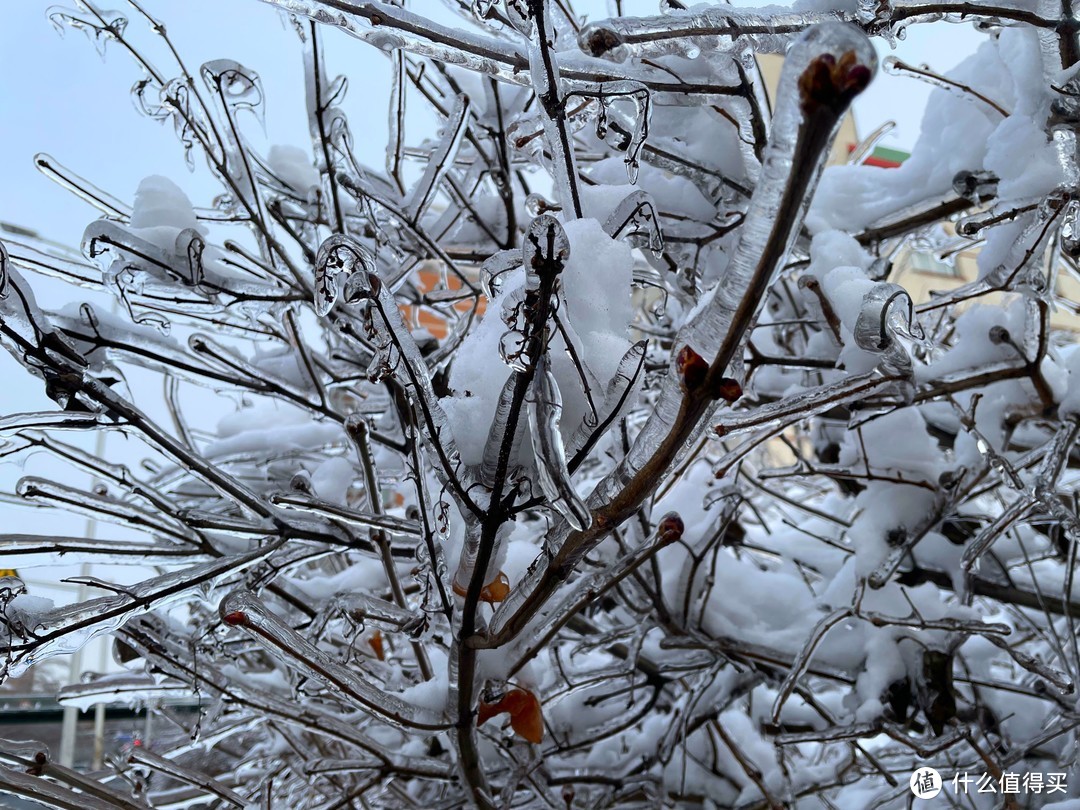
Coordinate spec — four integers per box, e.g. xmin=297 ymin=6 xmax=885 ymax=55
xmin=452 ymin=570 xmax=511 ymax=603
xmin=479 ymin=571 xmax=511 ymax=603
xmin=508 ymin=691 xmax=543 ymax=744
xmin=476 ymin=688 xmax=543 ymax=744
xmin=367 ymin=630 xmax=385 ymax=661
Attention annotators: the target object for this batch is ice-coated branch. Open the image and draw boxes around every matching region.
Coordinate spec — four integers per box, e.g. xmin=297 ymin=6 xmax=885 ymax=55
xmin=258 ymin=0 xmax=744 ymax=96
xmin=8 ymin=1 xmax=1080 ymax=807
xmin=579 ymin=2 xmax=1058 ymax=63
xmin=488 ymin=21 xmax=876 ymax=645
xmin=219 ymin=590 xmax=448 ymax=730
xmin=1 ymin=539 xmax=283 ymax=678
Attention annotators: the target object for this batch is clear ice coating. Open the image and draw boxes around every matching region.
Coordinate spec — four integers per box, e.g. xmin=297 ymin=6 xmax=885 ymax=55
xmin=48 ymin=5 xmax=128 ymax=56
xmin=852 ymin=282 xmax=924 ymax=373
xmin=218 ymin=590 xmax=446 ymax=730
xmin=490 ymin=23 xmax=879 ymax=638
xmin=602 ymin=191 xmax=664 ymax=254
xmin=527 ymin=355 xmax=591 ymax=531
xmin=315 ymin=233 xmax=377 ymax=315
xmin=8 ymin=1 xmax=1080 ymax=808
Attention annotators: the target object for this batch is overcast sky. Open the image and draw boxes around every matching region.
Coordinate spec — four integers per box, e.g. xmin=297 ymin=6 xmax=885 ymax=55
xmin=0 ymin=1 xmax=986 ymax=248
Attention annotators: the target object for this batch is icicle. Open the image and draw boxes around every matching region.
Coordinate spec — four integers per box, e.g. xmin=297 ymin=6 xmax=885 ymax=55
xmin=0 ymin=243 xmax=87 ymax=374
xmin=602 ymin=190 xmax=664 ymax=254
xmin=1039 ymin=0 xmax=1080 ymax=191
xmin=527 ymin=355 xmax=591 ymax=531
xmin=267 ymin=0 xmax=531 ymax=85
xmin=33 ymin=153 xmax=131 ymax=220
xmin=527 ymin=5 xmax=583 ymax=218
xmin=479 ymin=249 xmax=520 ymax=300
xmin=336 ymin=593 xmax=420 ymax=633
xmin=612 ymin=21 xmax=877 ymax=490
xmin=504 ymin=0 xmax=532 ymax=36
xmin=0 ymin=765 xmax=139 ymax=810
xmin=1063 ymin=200 xmax=1080 ymax=257
xmin=847 ymin=120 xmax=896 ymax=166
xmin=714 ymin=370 xmax=896 ymax=439
xmin=121 ymin=616 xmax=452 ymax=778
xmin=452 ymin=517 xmax=510 ymax=601
xmin=314 ymin=232 xmax=376 ymax=315
xmin=16 ymin=476 xmax=198 ymax=544
xmin=322 ymin=234 xmax=478 ymax=508
xmin=58 ymin=673 xmax=191 ymax=711
xmin=479 ymin=374 xmax=527 ymax=486
xmin=577 ymin=82 xmax=651 ymax=184
xmin=47 ymin=5 xmax=128 ymax=57
xmin=386 ymin=49 xmax=406 ymax=190
xmin=200 ymin=59 xmax=266 ymax=130
xmin=299 ymin=20 xmax=354 ymax=234
xmin=566 ymin=339 xmax=647 ymax=461
xmin=0 ymin=240 xmax=9 ymax=300
xmin=0 ymin=534 xmax=205 ymax=566
xmin=578 ymin=6 xmax=826 ymax=62
xmin=882 ymin=56 xmax=1009 ymax=118
xmin=405 ymin=94 xmax=471 ymax=224
xmin=851 ymin=282 xmax=923 ymax=374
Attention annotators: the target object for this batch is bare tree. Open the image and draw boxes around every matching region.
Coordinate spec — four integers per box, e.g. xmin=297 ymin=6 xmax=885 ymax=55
xmin=2 ymin=0 xmax=1080 ymax=807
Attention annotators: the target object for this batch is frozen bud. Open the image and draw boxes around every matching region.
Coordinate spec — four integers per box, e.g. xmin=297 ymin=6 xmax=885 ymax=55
xmin=714 ymin=377 xmax=742 ymax=403
xmin=345 ymin=413 xmax=370 ymax=441
xmin=219 ymin=592 xmax=251 ymax=627
xmin=221 ymin=610 xmax=248 ymax=626
xmin=676 ymin=345 xmax=708 ymax=392
xmin=885 ymin=527 xmax=907 ymax=547
xmin=952 ymin=170 xmax=998 ymax=201
xmin=289 ymin=471 xmax=313 ymax=493
xmin=578 ymin=23 xmax=627 ymax=60
xmin=26 ymin=751 xmax=47 ymax=776
xmin=938 ymin=468 xmax=964 ymax=490
xmin=524 ymin=193 xmax=559 ymax=217
xmin=987 ymin=325 xmax=1011 ymax=345
xmin=657 ymin=512 xmax=685 ymax=544
xmin=798 ymin=50 xmax=872 ymax=116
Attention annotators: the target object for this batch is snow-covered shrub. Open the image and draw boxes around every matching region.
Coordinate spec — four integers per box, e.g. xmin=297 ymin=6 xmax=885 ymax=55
xmin=2 ymin=1 xmax=1080 ymax=807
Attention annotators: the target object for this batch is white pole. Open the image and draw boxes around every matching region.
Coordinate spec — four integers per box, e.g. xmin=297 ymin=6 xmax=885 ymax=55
xmin=57 ymin=564 xmax=89 ymax=768
xmin=143 ymin=702 xmax=154 ymax=749
xmin=92 ymin=637 xmax=108 ymax=769
xmin=57 ymin=426 xmax=108 ymax=769
xmin=57 ymin=691 xmax=80 ymax=767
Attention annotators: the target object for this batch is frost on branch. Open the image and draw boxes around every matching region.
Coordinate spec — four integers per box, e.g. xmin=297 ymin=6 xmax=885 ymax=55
xmin=5 ymin=1 xmax=1080 ymax=808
